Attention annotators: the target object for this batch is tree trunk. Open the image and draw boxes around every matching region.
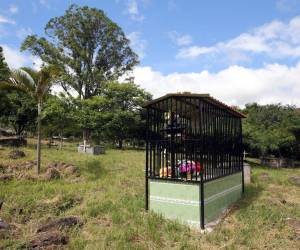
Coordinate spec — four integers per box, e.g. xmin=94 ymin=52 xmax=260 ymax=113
xmin=83 ymin=129 xmax=87 ymax=152
xmin=83 ymin=129 xmax=90 ymax=152
xmin=36 ymin=99 xmax=42 ymax=175
xmin=118 ymin=139 xmax=123 ymax=149
xmin=59 ymin=132 xmax=63 ymax=150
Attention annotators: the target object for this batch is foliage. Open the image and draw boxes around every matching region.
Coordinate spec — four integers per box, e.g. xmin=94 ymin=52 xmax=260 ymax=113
xmin=43 ymin=95 xmax=75 ymax=138
xmin=101 ymin=82 xmax=152 ymax=148
xmin=0 ymin=47 xmax=11 ymax=116
xmin=69 ymin=96 xmax=107 ymax=141
xmin=21 ymin=4 xmax=138 ymax=100
xmin=0 ymin=46 xmax=10 ymax=81
xmin=0 ymin=67 xmax=57 ymax=174
xmin=0 ymin=91 xmax=37 ymax=135
xmin=242 ymin=103 xmax=300 ymax=158
xmin=0 ymin=67 xmax=55 ymax=102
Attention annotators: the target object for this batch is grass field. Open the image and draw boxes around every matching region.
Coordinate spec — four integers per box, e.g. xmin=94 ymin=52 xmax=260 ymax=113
xmin=0 ymin=143 xmax=300 ymax=249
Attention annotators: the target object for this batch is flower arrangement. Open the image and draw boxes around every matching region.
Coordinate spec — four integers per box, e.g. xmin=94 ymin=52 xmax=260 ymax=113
xmin=176 ymin=160 xmax=203 ymax=177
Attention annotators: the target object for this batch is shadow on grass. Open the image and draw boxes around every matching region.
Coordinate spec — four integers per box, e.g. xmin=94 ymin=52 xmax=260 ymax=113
xmin=83 ymin=159 xmax=107 ymax=180
xmin=241 ymin=183 xmax=264 ymax=207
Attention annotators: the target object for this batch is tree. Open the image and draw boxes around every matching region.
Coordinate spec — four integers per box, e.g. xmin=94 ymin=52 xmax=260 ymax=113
xmin=0 ymin=91 xmax=37 ymax=136
xmin=0 ymin=46 xmax=10 ymax=81
xmin=43 ymin=95 xmax=74 ymax=149
xmin=70 ymin=96 xmax=107 ymax=148
xmin=242 ymin=103 xmax=300 ymax=158
xmin=101 ymin=82 xmax=152 ymax=148
xmin=21 ymin=4 xmax=139 ymax=144
xmin=0 ymin=67 xmax=55 ymax=174
xmin=0 ymin=46 xmax=11 ymax=117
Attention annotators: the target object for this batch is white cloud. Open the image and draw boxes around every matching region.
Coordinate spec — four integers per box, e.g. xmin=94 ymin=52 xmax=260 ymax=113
xmin=30 ymin=56 xmax=43 ymax=71
xmin=126 ymin=0 xmax=144 ymax=21
xmin=0 ymin=15 xmax=15 ymax=24
xmin=177 ymin=46 xmax=216 ymax=59
xmin=16 ymin=27 xmax=33 ymax=40
xmin=177 ymin=16 xmax=300 ymax=60
xmin=177 ymin=35 xmax=193 ymax=46
xmin=39 ymin=0 xmax=50 ymax=9
xmin=168 ymin=31 xmax=193 ymax=46
xmin=1 ymin=44 xmax=42 ymax=70
xmin=133 ymin=63 xmax=300 ymax=107
xmin=127 ymin=31 xmax=147 ymax=59
xmin=276 ymin=0 xmax=300 ymax=12
xmin=1 ymin=44 xmax=29 ymax=69
xmin=9 ymin=4 xmax=18 ymax=14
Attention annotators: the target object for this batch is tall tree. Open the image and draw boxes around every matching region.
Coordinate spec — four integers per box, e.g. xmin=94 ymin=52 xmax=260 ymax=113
xmin=0 ymin=46 xmax=10 ymax=81
xmin=0 ymin=91 xmax=37 ymax=136
xmin=0 ymin=46 xmax=10 ymax=112
xmin=243 ymin=103 xmax=300 ymax=158
xmin=0 ymin=67 xmax=55 ymax=174
xmin=21 ymin=4 xmax=139 ymax=144
xmin=102 ymin=82 xmax=152 ymax=148
xmin=43 ymin=95 xmax=74 ymax=149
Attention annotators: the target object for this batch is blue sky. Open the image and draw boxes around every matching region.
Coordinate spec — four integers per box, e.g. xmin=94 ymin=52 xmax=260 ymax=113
xmin=1 ymin=0 xmax=300 ymax=106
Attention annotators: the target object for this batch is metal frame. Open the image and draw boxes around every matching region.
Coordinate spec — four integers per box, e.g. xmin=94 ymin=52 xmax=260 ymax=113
xmin=144 ymin=94 xmax=245 ymax=229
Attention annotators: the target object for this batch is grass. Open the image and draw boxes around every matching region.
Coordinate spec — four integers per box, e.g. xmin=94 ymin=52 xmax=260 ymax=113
xmin=0 ymin=143 xmax=300 ymax=249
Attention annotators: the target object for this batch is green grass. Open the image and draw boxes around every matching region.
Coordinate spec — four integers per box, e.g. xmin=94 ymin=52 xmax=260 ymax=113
xmin=0 ymin=144 xmax=300 ymax=249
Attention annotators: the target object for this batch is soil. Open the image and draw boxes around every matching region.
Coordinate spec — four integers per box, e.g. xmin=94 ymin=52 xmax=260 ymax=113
xmin=29 ymin=231 xmax=68 ymax=249
xmin=37 ymin=216 xmax=83 ymax=233
xmin=289 ymin=176 xmax=300 ymax=187
xmin=8 ymin=150 xmax=26 ymax=159
xmin=258 ymin=172 xmax=270 ymax=181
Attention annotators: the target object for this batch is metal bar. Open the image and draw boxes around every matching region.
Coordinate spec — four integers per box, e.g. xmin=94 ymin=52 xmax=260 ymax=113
xmin=145 ymin=108 xmax=149 ymax=211
xmin=200 ymin=167 xmax=205 ymax=229
xmin=240 ymin=118 xmax=245 ymax=193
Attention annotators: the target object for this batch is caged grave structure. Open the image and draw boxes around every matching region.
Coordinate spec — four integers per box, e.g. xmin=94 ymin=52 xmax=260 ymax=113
xmin=143 ymin=93 xmax=246 ymax=229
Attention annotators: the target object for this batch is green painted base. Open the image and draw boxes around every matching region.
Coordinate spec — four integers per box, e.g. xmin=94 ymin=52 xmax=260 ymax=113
xmin=149 ymin=173 xmax=242 ymax=228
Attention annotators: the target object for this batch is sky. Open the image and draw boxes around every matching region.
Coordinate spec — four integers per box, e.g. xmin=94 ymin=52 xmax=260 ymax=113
xmin=1 ymin=0 xmax=300 ymax=106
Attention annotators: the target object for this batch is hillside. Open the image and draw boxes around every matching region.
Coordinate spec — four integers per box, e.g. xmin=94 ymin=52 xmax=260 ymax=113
xmin=0 ymin=144 xmax=299 ymax=249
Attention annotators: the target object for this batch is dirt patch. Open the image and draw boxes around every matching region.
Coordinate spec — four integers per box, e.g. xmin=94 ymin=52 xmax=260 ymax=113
xmin=1 ymin=161 xmax=36 ymax=173
xmin=258 ymin=172 xmax=271 ymax=181
xmin=0 ymin=160 xmax=80 ymax=181
xmin=37 ymin=216 xmax=83 ymax=233
xmin=286 ymin=218 xmax=300 ymax=230
xmin=29 ymin=230 xmax=69 ymax=249
xmin=47 ymin=162 xmax=80 ymax=177
xmin=0 ymin=174 xmax=13 ymax=181
xmin=43 ymin=168 xmax=61 ymax=180
xmin=93 ymin=217 xmax=112 ymax=227
xmin=8 ymin=150 xmax=26 ymax=159
xmin=286 ymin=218 xmax=300 ymax=240
xmin=16 ymin=172 xmax=37 ymax=181
xmin=0 ymin=219 xmax=10 ymax=239
xmin=289 ymin=176 xmax=300 ymax=187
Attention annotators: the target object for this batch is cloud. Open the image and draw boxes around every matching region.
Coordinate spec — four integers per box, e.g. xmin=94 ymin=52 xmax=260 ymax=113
xmin=16 ymin=27 xmax=33 ymax=40
xmin=127 ymin=32 xmax=147 ymax=59
xmin=176 ymin=16 xmax=300 ymax=60
xmin=9 ymin=4 xmax=18 ymax=14
xmin=276 ymin=0 xmax=300 ymax=12
xmin=133 ymin=63 xmax=300 ymax=107
xmin=1 ymin=45 xmax=30 ymax=69
xmin=1 ymin=44 xmax=42 ymax=70
xmin=168 ymin=31 xmax=193 ymax=46
xmin=125 ymin=0 xmax=144 ymax=21
xmin=177 ymin=46 xmax=216 ymax=59
xmin=39 ymin=0 xmax=50 ymax=9
xmin=0 ymin=15 xmax=15 ymax=24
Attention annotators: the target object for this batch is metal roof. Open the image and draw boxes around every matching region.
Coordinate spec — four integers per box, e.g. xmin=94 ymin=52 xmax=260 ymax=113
xmin=143 ymin=92 xmax=246 ymax=118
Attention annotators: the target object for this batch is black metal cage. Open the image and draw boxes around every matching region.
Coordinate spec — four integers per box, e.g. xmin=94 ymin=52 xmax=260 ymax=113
xmin=144 ymin=93 xmax=245 ymax=184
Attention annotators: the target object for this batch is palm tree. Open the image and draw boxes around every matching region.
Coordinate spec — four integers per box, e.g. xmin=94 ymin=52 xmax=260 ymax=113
xmin=0 ymin=67 xmax=55 ymax=174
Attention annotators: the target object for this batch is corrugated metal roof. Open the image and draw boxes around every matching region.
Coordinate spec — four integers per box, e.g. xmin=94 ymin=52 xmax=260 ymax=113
xmin=143 ymin=92 xmax=246 ymax=118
